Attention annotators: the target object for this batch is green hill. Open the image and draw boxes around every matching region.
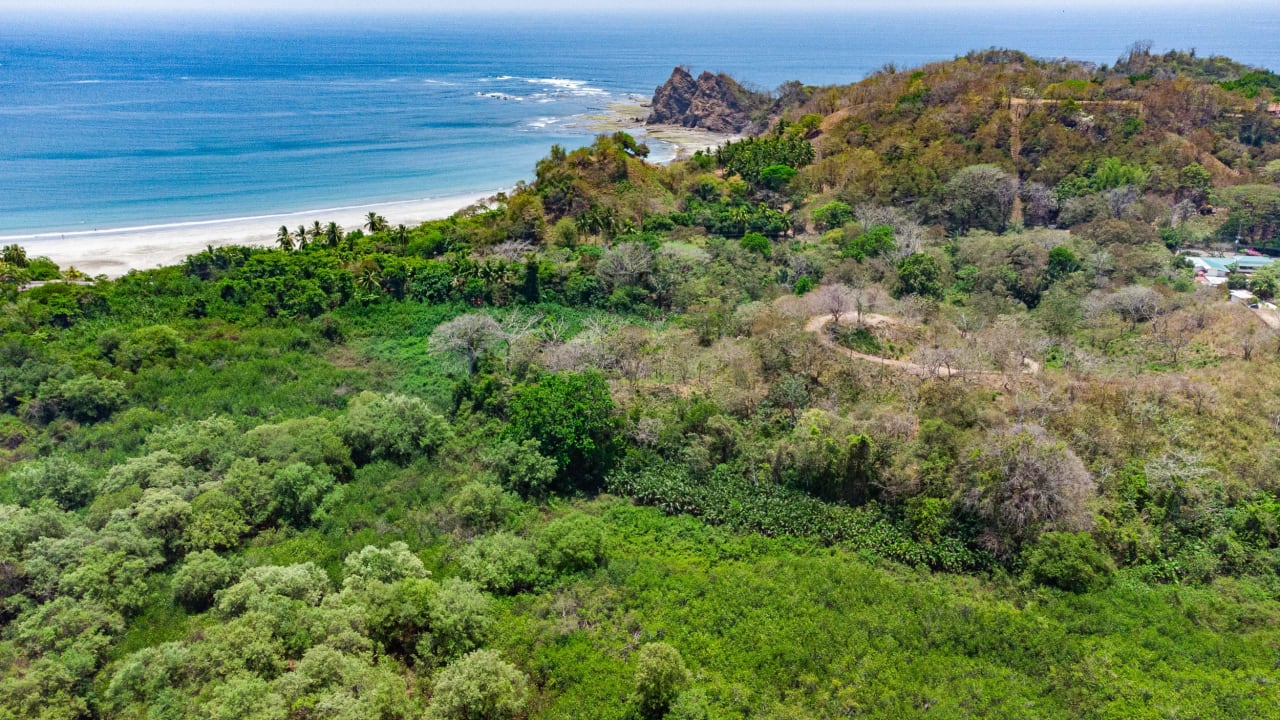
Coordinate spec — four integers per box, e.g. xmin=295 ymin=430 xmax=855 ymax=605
xmin=2 ymin=46 xmax=1280 ymax=720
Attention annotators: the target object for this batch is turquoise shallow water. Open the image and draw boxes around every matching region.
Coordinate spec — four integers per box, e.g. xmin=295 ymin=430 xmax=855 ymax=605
xmin=1 ymin=7 xmax=1278 ymax=236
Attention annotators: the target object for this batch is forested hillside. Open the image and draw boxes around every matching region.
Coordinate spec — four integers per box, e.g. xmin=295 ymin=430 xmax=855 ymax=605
xmin=3 ymin=44 xmax=1280 ymax=719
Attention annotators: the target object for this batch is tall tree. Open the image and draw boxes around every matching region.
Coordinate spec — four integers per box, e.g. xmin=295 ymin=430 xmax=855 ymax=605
xmin=276 ymin=225 xmax=293 ymax=252
xmin=430 ymin=314 xmax=504 ymax=376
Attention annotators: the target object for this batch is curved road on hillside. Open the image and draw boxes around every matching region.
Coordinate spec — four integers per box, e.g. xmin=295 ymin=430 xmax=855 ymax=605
xmin=804 ymin=313 xmax=1039 ymax=381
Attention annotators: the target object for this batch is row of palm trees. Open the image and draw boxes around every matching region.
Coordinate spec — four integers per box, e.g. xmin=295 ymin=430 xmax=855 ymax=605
xmin=275 ymin=212 xmax=392 ymax=252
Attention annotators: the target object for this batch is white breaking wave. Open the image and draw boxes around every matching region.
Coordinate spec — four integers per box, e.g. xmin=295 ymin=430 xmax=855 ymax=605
xmin=475 ymin=92 xmax=525 ymax=101
xmin=480 ymin=75 xmax=609 ymax=99
xmin=524 ymin=77 xmax=609 ymax=97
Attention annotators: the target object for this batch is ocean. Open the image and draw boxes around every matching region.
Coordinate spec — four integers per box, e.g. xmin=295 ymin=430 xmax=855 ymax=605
xmin=2 ymin=6 xmax=1279 ymax=240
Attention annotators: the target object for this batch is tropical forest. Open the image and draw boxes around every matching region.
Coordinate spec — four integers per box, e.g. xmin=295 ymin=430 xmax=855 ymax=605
xmin=4 ymin=44 xmax=1280 ymax=719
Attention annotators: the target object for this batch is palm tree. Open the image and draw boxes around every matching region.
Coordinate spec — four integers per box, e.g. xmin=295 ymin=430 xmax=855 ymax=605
xmin=365 ymin=212 xmax=387 ymax=233
xmin=326 ymin=222 xmax=342 ymax=249
xmin=276 ymin=225 xmax=293 ymax=252
xmin=294 ymin=225 xmax=309 ymax=246
xmin=310 ymin=221 xmax=324 ymax=241
xmin=394 ymin=224 xmax=408 ymax=246
xmin=351 ymin=260 xmax=382 ymax=294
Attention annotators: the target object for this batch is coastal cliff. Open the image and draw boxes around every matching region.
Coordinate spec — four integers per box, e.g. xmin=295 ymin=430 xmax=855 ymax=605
xmin=646 ymin=66 xmax=760 ymax=133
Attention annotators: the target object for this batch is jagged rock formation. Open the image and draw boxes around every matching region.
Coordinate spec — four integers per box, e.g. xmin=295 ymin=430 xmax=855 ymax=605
xmin=647 ymin=67 xmax=758 ymax=133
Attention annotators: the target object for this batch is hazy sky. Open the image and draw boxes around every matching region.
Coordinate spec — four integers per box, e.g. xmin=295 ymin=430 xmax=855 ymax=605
xmin=0 ymin=0 xmax=1237 ymax=13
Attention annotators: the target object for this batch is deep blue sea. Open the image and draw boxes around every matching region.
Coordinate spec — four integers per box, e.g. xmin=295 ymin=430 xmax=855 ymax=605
xmin=2 ymin=7 xmax=1279 ymax=237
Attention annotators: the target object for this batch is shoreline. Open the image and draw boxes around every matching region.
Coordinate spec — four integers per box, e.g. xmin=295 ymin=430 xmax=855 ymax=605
xmin=10 ymin=104 xmax=737 ymax=279
xmin=573 ymin=95 xmax=740 ymax=162
xmin=9 ymin=191 xmax=500 ymax=279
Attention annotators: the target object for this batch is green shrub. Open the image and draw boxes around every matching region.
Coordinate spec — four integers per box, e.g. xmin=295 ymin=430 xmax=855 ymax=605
xmin=842 ymin=224 xmax=895 ymax=261
xmin=634 ymin=642 xmax=691 ymax=718
xmin=341 ymin=542 xmax=429 ymax=589
xmin=812 ymin=200 xmax=854 ymax=230
xmin=1024 ymin=531 xmax=1115 ymax=592
xmin=739 ymin=232 xmax=772 ymax=259
xmin=668 ymin=689 xmax=710 ymax=720
xmin=183 ymin=490 xmax=249 ymax=552
xmin=272 ymin=462 xmax=336 ymax=527
xmin=47 ymin=374 xmax=127 ymax=423
xmin=340 ymin=391 xmax=450 ymax=465
xmin=243 ymin=416 xmax=352 ymax=478
xmin=450 ymin=481 xmax=515 ymax=530
xmin=607 ymin=463 xmax=992 ymax=571
xmin=538 ymin=512 xmax=607 ymax=575
xmin=116 ymin=325 xmax=184 ymax=372
xmin=485 ymin=438 xmax=558 ymax=498
xmin=144 ymin=416 xmax=241 ymax=473
xmin=759 ymin=164 xmax=797 ymax=191
xmin=427 ymin=649 xmax=527 ymax=720
xmin=9 ymin=456 xmax=94 ymax=510
xmin=132 ymin=488 xmax=192 ymax=553
xmin=172 ymin=550 xmax=237 ymax=609
xmin=421 ymin=578 xmax=492 ymax=663
xmin=457 ymin=532 xmax=539 ymax=594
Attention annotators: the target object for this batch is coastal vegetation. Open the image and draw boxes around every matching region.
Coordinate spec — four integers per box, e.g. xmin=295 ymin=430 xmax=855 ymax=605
xmin=4 ymin=43 xmax=1280 ymax=719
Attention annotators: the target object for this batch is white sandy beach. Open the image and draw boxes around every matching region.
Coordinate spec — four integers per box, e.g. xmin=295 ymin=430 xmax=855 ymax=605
xmin=5 ymin=105 xmax=733 ymax=279
xmin=3 ymin=192 xmax=498 ymax=279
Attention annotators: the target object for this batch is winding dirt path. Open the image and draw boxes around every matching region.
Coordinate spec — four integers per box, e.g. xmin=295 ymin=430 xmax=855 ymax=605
xmin=804 ymin=313 xmax=1039 ymax=381
xmin=1252 ymin=306 xmax=1280 ymax=330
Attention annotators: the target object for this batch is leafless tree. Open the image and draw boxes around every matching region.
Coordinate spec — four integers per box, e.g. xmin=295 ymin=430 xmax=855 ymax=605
xmin=1085 ymin=250 xmax=1115 ymax=287
xmin=1011 ymin=381 xmax=1064 ymax=424
xmin=897 ymin=294 xmax=930 ymax=323
xmin=967 ymin=424 xmax=1096 ymax=555
xmin=812 ymin=284 xmax=855 ymax=327
xmin=951 ymin=309 xmax=986 ymax=341
xmin=629 ymin=416 xmax=664 ymax=447
xmin=978 ymin=315 xmax=1044 ymax=382
xmin=912 ymin=345 xmax=964 ymax=381
xmin=1241 ymin=324 xmax=1257 ymax=361
xmin=429 ymin=313 xmax=504 ymax=375
xmin=1104 ymin=185 xmax=1140 ymax=219
xmin=1150 ymin=312 xmax=1196 ymax=364
xmin=1170 ymin=198 xmax=1198 ymax=227
xmin=499 ymin=311 xmax=545 ymax=371
xmin=1020 ymin=181 xmax=1059 ymax=227
xmin=608 ymin=325 xmax=655 ymax=394
xmin=596 ymin=242 xmax=653 ymax=290
xmin=542 ymin=317 xmax=617 ymax=372
xmin=487 ymin=240 xmax=536 ymax=261
xmin=1145 ymin=448 xmax=1217 ymax=511
xmin=1106 ymin=285 xmax=1162 ymax=330
xmin=854 ymin=203 xmax=925 ymax=259
xmin=787 ymin=254 xmax=817 ymax=290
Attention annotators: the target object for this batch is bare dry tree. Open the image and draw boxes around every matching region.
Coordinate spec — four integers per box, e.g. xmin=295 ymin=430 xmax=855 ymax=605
xmin=429 ymin=313 xmax=504 ymax=376
xmin=487 ymin=240 xmax=536 ymax=261
xmin=608 ymin=325 xmax=656 ymax=395
xmin=812 ymin=283 xmax=855 ymax=327
xmin=499 ymin=310 xmax=545 ymax=372
xmin=967 ymin=424 xmax=1096 ymax=556
xmin=1106 ymin=285 xmax=1162 ymax=330
xmin=1150 ymin=312 xmax=1196 ymax=365
xmin=596 ymin=242 xmax=653 ymax=290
